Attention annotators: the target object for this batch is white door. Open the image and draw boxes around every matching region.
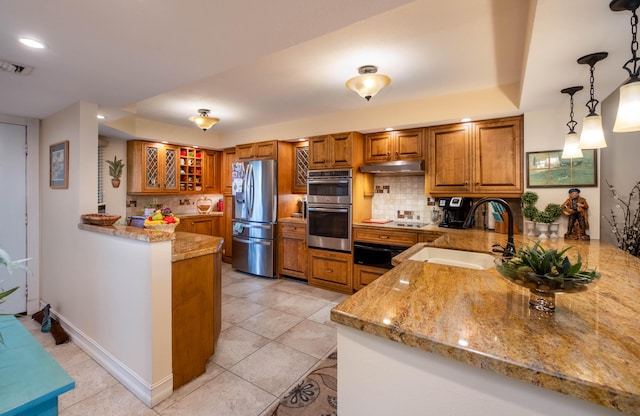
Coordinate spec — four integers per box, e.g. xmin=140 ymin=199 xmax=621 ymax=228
xmin=0 ymin=122 xmax=27 ymax=314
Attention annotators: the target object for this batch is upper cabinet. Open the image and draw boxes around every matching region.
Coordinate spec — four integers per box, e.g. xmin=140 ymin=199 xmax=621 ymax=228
xmin=427 ymin=116 xmax=523 ymax=197
xmin=236 ymin=140 xmax=277 ymax=161
xmin=202 ymin=150 xmax=222 ymax=193
xmin=364 ymin=128 xmax=424 ymax=163
xmin=308 ymin=132 xmax=363 ymax=169
xmin=293 ymin=142 xmax=309 ymax=194
xmin=127 ymin=141 xmax=180 ymax=194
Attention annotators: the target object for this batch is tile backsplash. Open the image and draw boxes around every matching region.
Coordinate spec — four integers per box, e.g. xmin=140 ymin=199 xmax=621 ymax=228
xmin=371 ymin=176 xmax=436 ymax=223
xmin=125 ymin=194 xmax=224 ymax=219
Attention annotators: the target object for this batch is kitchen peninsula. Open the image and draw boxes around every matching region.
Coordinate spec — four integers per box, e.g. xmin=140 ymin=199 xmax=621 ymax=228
xmin=76 ymin=223 xmax=223 ymax=405
xmin=331 ymin=226 xmax=640 ymax=415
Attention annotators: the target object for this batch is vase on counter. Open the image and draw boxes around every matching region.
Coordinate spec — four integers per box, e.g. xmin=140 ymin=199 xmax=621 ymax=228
xmin=525 ymin=220 xmax=536 ymax=237
xmin=536 ymin=223 xmax=549 ymax=240
xmin=548 ymin=222 xmax=560 ymax=239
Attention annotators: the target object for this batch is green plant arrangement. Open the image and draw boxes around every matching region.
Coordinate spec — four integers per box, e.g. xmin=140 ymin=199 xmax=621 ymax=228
xmin=106 ymin=156 xmax=124 ymax=179
xmin=496 ymin=241 xmax=600 ymax=292
xmin=521 ymin=191 xmax=539 ymax=221
xmin=544 ymin=203 xmax=564 ymax=222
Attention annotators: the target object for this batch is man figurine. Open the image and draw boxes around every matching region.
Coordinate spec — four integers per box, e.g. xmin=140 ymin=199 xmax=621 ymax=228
xmin=562 ymin=188 xmax=590 ymax=240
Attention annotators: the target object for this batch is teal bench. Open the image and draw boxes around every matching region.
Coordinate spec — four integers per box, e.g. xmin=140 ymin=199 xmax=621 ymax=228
xmin=0 ymin=315 xmax=75 ymax=416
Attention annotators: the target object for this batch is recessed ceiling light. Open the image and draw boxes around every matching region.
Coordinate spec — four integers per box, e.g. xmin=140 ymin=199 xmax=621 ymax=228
xmin=193 ymin=145 xmax=199 ymax=148
xmin=19 ymin=38 xmax=46 ymax=49
xmin=161 ymin=141 xmax=169 ymax=144
xmin=97 ymin=114 xmax=106 ymax=120
xmin=385 ymin=127 xmax=393 ymax=131
xmin=461 ymin=118 xmax=471 ymax=122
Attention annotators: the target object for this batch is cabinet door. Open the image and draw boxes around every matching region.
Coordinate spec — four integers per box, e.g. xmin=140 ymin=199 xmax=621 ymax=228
xmin=191 ymin=217 xmax=219 ymax=236
xmin=143 ymin=142 xmax=179 ymax=193
xmin=254 ymin=141 xmax=277 ymax=160
xmin=203 ymin=150 xmax=221 ymax=193
xmin=395 ymin=128 xmax=424 ymax=161
xmin=236 ymin=143 xmax=256 ymax=160
xmin=472 ymin=117 xmax=523 ymax=194
xmin=222 ymin=194 xmax=234 ymax=263
xmin=364 ymin=132 xmax=392 ymax=163
xmin=353 ymin=264 xmax=386 ymax=290
xmin=308 ymin=136 xmax=331 ymax=169
xmin=222 ymin=147 xmax=237 ymax=196
xmin=307 ymin=248 xmax=352 ymax=294
xmin=330 ymin=133 xmax=352 ymax=167
xmin=427 ymin=123 xmax=472 ymax=194
xmin=278 ymin=225 xmax=307 ymax=280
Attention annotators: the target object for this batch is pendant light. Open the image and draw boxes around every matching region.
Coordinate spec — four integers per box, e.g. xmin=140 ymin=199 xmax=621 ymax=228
xmin=610 ymin=0 xmax=640 ymax=132
xmin=345 ymin=65 xmax=391 ymax=101
xmin=577 ymin=52 xmax=608 ymax=149
xmin=189 ymin=109 xmax=219 ymax=131
xmin=561 ymin=86 xmax=584 ymax=159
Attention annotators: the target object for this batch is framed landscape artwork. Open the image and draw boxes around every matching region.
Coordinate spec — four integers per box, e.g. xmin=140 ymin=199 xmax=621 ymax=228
xmin=50 ymin=140 xmax=69 ymax=189
xmin=526 ymin=149 xmax=597 ymax=188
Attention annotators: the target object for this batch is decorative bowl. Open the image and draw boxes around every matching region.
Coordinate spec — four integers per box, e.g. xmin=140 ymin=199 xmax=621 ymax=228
xmin=81 ymin=213 xmax=121 ymax=226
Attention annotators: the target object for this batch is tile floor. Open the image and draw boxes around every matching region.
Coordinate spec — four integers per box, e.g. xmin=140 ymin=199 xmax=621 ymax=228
xmin=18 ymin=262 xmax=347 ymax=416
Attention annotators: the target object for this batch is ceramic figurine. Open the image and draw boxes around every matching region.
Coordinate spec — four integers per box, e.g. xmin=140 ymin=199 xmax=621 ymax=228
xmin=562 ymin=188 xmax=590 ymax=240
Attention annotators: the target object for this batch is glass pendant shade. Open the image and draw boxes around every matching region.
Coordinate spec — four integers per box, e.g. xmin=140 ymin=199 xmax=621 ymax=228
xmin=579 ymin=115 xmax=607 ymax=149
xmin=562 ymin=132 xmax=583 ymax=158
xmin=613 ymin=80 xmax=640 ymax=132
xmin=346 ymin=66 xmax=391 ymax=101
xmin=189 ymin=109 xmax=219 ymax=131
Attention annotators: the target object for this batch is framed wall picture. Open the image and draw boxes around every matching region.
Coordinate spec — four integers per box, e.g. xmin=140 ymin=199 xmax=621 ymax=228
xmin=50 ymin=140 xmax=69 ymax=189
xmin=526 ymin=149 xmax=597 ymax=188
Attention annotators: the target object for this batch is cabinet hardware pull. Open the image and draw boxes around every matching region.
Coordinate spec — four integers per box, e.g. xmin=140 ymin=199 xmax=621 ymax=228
xmin=325 ymin=269 xmax=333 ymax=273
xmin=379 ymin=235 xmax=389 ymax=239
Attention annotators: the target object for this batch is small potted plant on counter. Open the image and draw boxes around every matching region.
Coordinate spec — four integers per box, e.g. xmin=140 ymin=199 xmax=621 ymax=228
xmin=544 ymin=203 xmax=564 ymax=239
xmin=521 ymin=191 xmax=539 ymax=237
xmin=106 ymin=156 xmax=124 ymax=188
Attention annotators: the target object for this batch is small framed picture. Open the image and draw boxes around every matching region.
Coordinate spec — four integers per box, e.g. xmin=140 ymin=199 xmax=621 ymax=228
xmin=50 ymin=140 xmax=69 ymax=189
xmin=526 ymin=149 xmax=597 ymax=188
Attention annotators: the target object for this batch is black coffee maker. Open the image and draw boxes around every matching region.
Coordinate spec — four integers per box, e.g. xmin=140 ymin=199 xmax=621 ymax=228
xmin=438 ymin=197 xmax=473 ymax=228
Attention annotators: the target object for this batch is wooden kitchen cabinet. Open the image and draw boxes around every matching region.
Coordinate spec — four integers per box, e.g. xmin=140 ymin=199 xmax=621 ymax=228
xmin=353 ymin=264 xmax=388 ymax=291
xmin=202 ymin=150 xmax=221 ymax=193
xmin=308 ymin=132 xmax=363 ymax=169
xmin=353 ymin=227 xmax=418 ymax=247
xmin=277 ymin=222 xmax=307 ymax=280
xmin=176 ymin=215 xmax=221 ymax=237
xmin=364 ymin=128 xmax=424 ymax=163
xmin=427 ymin=116 xmax=523 ymax=197
xmin=221 ymin=147 xmax=238 ymax=263
xmin=308 ymin=248 xmax=353 ymax=294
xmin=127 ymin=140 xmax=180 ymax=194
xmin=236 ymin=140 xmax=277 ymax=161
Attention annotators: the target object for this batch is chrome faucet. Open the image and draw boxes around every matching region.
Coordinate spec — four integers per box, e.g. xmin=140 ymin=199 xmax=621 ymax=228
xmin=462 ymin=197 xmax=516 ymax=258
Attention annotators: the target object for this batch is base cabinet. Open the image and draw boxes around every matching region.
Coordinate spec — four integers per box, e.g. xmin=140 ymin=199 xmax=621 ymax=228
xmin=175 ymin=215 xmax=221 ymax=236
xmin=353 ymin=264 xmax=388 ymax=291
xmin=278 ymin=222 xmax=307 ymax=280
xmin=308 ymin=248 xmax=353 ymax=294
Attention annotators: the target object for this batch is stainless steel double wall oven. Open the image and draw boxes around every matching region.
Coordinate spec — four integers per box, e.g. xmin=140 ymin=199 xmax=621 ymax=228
xmin=306 ymin=169 xmax=352 ymax=252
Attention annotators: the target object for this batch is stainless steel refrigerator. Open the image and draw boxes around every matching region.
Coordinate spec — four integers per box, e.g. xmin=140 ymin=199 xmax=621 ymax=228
xmin=231 ymin=159 xmax=277 ymax=277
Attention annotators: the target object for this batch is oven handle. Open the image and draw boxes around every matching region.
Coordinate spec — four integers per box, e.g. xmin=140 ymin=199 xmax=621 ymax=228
xmin=308 ymin=178 xmax=350 ymax=185
xmin=307 ymin=206 xmax=349 ymax=213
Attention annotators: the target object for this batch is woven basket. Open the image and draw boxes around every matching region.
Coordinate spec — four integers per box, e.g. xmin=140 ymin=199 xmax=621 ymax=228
xmin=144 ymin=223 xmax=177 ymax=233
xmin=81 ymin=213 xmax=121 ymax=226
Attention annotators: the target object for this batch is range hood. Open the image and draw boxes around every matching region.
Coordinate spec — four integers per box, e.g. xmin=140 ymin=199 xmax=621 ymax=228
xmin=359 ymin=159 xmax=425 ymax=175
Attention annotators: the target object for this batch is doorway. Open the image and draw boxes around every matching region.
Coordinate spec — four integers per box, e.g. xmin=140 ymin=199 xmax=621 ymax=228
xmin=0 ymin=122 xmax=28 ymax=314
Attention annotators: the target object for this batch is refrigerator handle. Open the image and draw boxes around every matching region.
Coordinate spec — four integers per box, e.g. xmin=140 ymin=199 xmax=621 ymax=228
xmin=246 ymin=163 xmax=254 ymax=217
xmin=232 ymin=236 xmax=272 ymax=246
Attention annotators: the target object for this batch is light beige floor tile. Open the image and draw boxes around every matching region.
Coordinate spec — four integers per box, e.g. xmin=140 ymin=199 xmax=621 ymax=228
xmin=271 ymin=294 xmax=329 ymax=318
xmin=229 ymin=342 xmax=317 ymax=397
xmin=243 ymin=286 xmax=295 ymax=307
xmin=222 ymin=279 xmax=277 ymax=297
xmin=272 ymin=278 xmax=310 ymax=295
xmin=307 ymin=302 xmax=338 ymax=328
xmin=44 ymin=339 xmax=93 ymax=369
xmin=154 ymin=359 xmax=225 ymax=413
xmin=160 ymin=371 xmax=275 ymax=416
xmin=237 ymin=308 xmax=304 ymax=340
xmin=212 ymin=326 xmax=270 ymax=369
xmin=59 ymin=383 xmax=157 ymax=416
xmin=220 ymin=320 xmax=233 ymax=332
xmin=221 ymin=292 xmax=236 ymax=305
xmin=305 ymin=286 xmax=349 ymax=302
xmin=58 ymin=358 xmax=120 ymax=410
xmin=275 ymin=320 xmax=337 ymax=359
xmin=222 ymin=297 xmax=267 ymax=324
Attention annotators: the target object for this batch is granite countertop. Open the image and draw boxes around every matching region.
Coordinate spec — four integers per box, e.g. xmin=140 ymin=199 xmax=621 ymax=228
xmin=331 ymin=226 xmax=640 ymax=415
xmin=78 ymin=223 xmax=223 ymax=262
xmin=173 ymin=212 xmax=223 ymax=219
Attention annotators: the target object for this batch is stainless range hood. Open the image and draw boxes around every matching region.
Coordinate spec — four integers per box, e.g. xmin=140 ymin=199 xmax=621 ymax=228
xmin=359 ymin=159 xmax=425 ymax=175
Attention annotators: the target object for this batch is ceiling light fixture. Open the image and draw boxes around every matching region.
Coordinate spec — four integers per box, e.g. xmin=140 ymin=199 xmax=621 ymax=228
xmin=577 ymin=52 xmax=608 ymax=149
xmin=345 ymin=65 xmax=391 ymax=101
xmin=18 ymin=37 xmax=45 ymax=49
xmin=610 ymin=0 xmax=640 ymax=132
xmin=189 ymin=109 xmax=219 ymax=131
xmin=560 ymin=86 xmax=584 ymax=159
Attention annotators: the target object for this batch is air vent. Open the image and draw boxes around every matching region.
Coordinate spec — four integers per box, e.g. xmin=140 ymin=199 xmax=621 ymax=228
xmin=0 ymin=59 xmax=33 ymax=75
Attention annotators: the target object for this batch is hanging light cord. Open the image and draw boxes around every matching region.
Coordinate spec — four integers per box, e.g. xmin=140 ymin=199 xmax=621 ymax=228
xmin=585 ymin=63 xmax=600 ymax=116
xmin=624 ymin=8 xmax=640 ymax=81
xmin=567 ymin=92 xmax=578 ymax=133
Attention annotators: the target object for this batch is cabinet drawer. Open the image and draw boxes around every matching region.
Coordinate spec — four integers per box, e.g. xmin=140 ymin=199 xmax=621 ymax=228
xmin=280 ymin=223 xmax=306 ymax=236
xmin=353 ymin=228 xmax=417 ymax=246
xmin=353 ymin=264 xmax=387 ymax=290
xmin=307 ymin=248 xmax=352 ymax=294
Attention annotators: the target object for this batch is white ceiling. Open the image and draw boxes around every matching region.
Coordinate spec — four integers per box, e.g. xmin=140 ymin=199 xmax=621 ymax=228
xmin=0 ymin=0 xmax=631 ymax=146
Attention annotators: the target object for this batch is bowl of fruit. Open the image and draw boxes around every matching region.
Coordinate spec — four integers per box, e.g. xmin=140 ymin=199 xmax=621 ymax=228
xmin=144 ymin=208 xmax=180 ymax=233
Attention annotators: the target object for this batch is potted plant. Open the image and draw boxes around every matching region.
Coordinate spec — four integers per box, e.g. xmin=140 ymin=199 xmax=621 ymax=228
xmin=106 ymin=156 xmax=124 ymax=188
xmin=521 ymin=191 xmax=539 ymax=237
xmin=534 ymin=210 xmax=554 ymax=240
xmin=544 ymin=203 xmax=564 ymax=239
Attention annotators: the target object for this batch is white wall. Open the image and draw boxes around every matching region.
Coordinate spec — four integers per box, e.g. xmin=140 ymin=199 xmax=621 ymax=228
xmin=101 ymin=136 xmax=128 ymax=223
xmin=523 ymin=107 xmax=601 ymax=240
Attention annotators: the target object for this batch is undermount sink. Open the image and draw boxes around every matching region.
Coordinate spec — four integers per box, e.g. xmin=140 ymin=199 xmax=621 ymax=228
xmin=409 ymin=247 xmax=496 ymax=270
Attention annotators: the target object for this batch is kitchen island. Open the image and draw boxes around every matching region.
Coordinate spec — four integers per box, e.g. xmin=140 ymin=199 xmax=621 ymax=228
xmin=76 ymin=223 xmax=223 ymax=405
xmin=331 ymin=226 xmax=640 ymax=415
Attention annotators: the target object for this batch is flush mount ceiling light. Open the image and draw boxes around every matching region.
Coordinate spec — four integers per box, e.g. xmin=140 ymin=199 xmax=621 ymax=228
xmin=18 ymin=37 xmax=46 ymax=49
xmin=610 ymin=0 xmax=640 ymax=132
xmin=345 ymin=65 xmax=391 ymax=101
xmin=577 ymin=52 xmax=608 ymax=149
xmin=561 ymin=86 xmax=584 ymax=159
xmin=189 ymin=109 xmax=219 ymax=131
